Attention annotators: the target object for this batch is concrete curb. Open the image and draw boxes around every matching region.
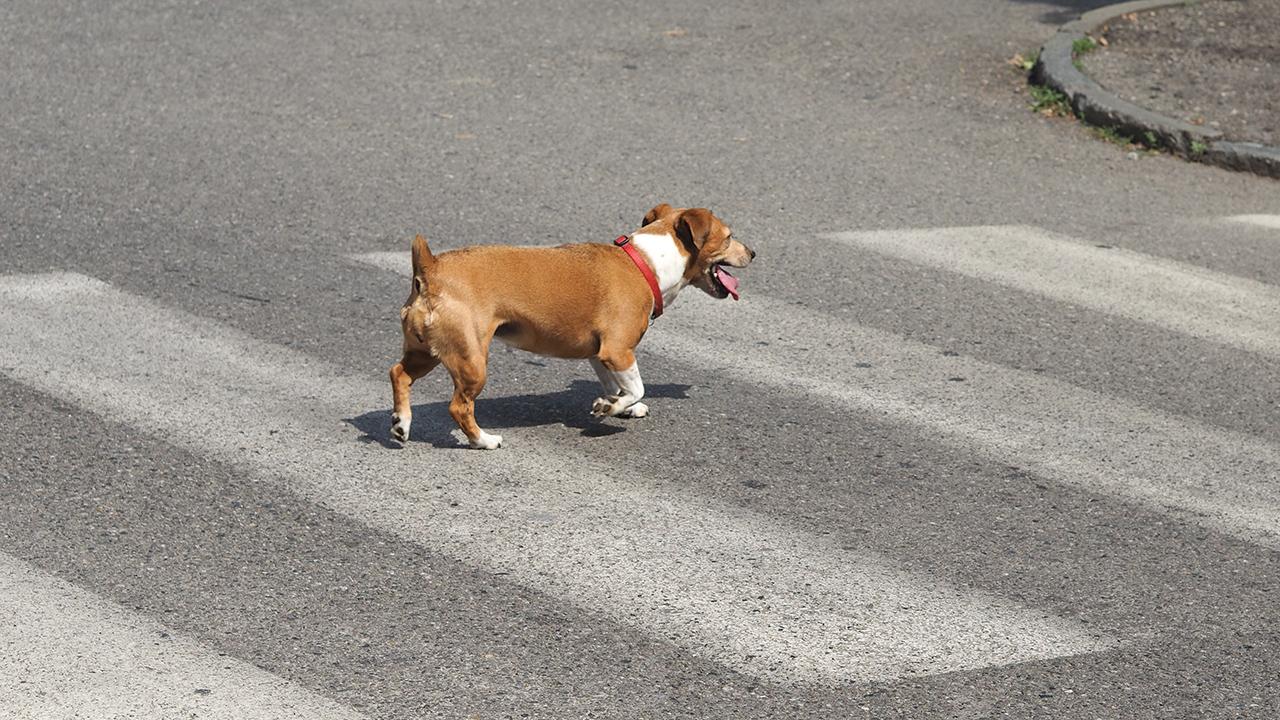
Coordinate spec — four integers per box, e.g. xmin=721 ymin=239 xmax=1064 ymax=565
xmin=1031 ymin=0 xmax=1280 ymax=180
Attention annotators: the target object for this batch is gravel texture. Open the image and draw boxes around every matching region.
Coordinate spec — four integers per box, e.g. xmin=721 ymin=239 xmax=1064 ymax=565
xmin=1084 ymin=0 xmax=1280 ymax=146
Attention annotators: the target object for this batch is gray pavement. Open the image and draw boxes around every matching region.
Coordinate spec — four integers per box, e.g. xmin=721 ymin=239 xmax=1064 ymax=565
xmin=2 ymin=1 xmax=1279 ymax=718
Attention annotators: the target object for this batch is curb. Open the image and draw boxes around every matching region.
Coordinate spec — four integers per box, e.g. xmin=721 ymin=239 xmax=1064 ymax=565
xmin=1031 ymin=0 xmax=1280 ymax=180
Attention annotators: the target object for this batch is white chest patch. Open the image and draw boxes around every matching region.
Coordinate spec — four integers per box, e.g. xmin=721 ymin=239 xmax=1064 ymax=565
xmin=629 ymin=232 xmax=690 ymax=304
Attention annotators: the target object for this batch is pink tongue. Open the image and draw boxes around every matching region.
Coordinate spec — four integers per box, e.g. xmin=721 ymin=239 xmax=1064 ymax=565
xmin=713 ymin=265 xmax=740 ymax=300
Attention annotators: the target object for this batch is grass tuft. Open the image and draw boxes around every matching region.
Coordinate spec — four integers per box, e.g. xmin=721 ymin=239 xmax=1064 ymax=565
xmin=1071 ymin=36 xmax=1099 ymax=70
xmin=1090 ymin=126 xmax=1133 ymax=146
xmin=1072 ymin=36 xmax=1099 ymax=55
xmin=1028 ymin=84 xmax=1073 ymax=117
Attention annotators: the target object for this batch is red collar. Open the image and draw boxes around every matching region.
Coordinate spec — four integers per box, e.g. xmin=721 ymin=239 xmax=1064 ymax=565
xmin=614 ymin=235 xmax=664 ymax=319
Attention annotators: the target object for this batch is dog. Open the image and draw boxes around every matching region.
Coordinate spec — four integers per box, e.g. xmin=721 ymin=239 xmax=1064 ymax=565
xmin=389 ymin=203 xmax=756 ymax=448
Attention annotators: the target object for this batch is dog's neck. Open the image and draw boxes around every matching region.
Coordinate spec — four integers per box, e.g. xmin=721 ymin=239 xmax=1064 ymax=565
xmin=629 ymin=232 xmax=691 ymax=307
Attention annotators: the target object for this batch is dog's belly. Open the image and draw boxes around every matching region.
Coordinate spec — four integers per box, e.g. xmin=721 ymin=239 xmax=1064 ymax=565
xmin=493 ymin=321 xmax=597 ymax=359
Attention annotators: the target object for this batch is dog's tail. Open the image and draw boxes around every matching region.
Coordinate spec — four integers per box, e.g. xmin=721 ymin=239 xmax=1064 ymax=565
xmin=410 ymin=234 xmax=437 ymax=294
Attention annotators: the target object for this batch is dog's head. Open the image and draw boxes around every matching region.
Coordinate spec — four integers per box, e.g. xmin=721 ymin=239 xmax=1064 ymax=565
xmin=640 ymin=203 xmax=756 ymax=299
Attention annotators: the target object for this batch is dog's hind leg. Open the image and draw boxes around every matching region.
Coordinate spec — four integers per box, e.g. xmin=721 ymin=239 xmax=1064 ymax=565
xmin=441 ymin=351 xmax=502 ymax=449
xmin=590 ymin=349 xmax=647 ymax=418
xmin=389 ymin=351 xmax=439 ymax=442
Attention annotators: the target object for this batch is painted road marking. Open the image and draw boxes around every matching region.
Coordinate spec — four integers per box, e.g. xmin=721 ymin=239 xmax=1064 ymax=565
xmin=0 ymin=273 xmax=1113 ymax=684
xmin=0 ymin=553 xmax=366 ymax=719
xmin=826 ymin=225 xmax=1280 ymax=359
xmin=1225 ymin=214 xmax=1280 ymax=230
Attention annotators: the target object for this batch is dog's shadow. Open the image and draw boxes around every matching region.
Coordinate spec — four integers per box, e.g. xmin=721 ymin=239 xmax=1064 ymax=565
xmin=346 ymin=379 xmax=692 ymax=449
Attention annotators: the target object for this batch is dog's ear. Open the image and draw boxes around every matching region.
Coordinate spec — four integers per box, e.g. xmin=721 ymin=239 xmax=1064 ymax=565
xmin=642 ymin=203 xmax=675 ymax=227
xmin=675 ymin=208 xmax=715 ymax=251
xmin=410 ymin=234 xmax=436 ymax=295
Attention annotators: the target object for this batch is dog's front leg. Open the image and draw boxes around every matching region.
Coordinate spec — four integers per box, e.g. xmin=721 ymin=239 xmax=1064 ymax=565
xmin=389 ymin=352 xmax=439 ymax=442
xmin=590 ymin=353 xmax=647 ymax=418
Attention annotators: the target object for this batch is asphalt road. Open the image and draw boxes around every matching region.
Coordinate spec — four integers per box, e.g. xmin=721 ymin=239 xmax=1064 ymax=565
xmin=2 ymin=1 xmax=1279 ymax=718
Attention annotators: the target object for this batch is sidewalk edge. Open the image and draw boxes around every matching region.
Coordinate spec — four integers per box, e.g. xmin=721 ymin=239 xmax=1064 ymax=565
xmin=1030 ymin=0 xmax=1280 ymax=180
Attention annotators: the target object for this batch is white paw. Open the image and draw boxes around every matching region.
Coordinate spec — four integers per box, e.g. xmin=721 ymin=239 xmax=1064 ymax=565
xmin=619 ymin=402 xmax=649 ymax=418
xmin=591 ymin=396 xmax=621 ymax=417
xmin=470 ymin=431 xmax=503 ymax=450
xmin=390 ymin=414 xmax=411 ymax=442
xmin=592 ymin=395 xmax=641 ymax=418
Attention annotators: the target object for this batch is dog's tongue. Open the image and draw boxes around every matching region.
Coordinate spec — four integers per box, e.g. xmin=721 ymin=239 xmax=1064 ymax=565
xmin=713 ymin=265 xmax=740 ymax=300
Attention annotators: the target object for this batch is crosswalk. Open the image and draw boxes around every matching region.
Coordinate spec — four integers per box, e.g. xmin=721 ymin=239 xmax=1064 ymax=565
xmin=2 ymin=217 xmax=1278 ymax=716
xmin=0 ymin=555 xmax=366 ymax=719
xmin=0 ymin=273 xmax=1110 ymax=688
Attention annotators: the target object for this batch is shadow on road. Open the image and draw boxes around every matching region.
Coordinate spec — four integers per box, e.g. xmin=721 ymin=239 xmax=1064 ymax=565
xmin=345 ymin=379 xmax=692 ymax=449
xmin=1012 ymin=0 xmax=1114 ymax=24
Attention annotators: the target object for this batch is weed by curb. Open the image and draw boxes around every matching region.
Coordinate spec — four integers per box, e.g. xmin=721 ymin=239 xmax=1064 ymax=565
xmin=1020 ymin=67 xmax=1167 ymax=155
xmin=1072 ymin=37 xmax=1099 ymax=55
xmin=1088 ymin=125 xmax=1165 ymax=154
xmin=1071 ymin=36 xmax=1099 ymax=70
xmin=1028 ymin=84 xmax=1072 ymax=117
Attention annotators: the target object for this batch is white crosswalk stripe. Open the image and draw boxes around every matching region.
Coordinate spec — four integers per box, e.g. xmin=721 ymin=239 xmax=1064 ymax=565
xmin=0 ymin=553 xmax=366 ymax=720
xmin=1225 ymin=214 xmax=1280 ymax=230
xmin=354 ymin=243 xmax=1280 ymax=548
xmin=0 ymin=273 xmax=1113 ymax=686
xmin=824 ymin=225 xmax=1280 ymax=360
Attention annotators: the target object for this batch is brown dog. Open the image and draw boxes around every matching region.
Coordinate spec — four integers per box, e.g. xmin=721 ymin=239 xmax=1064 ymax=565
xmin=389 ymin=204 xmax=756 ymax=448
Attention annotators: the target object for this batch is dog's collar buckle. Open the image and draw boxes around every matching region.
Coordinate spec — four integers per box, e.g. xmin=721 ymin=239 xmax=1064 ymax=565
xmin=614 ymin=235 xmax=664 ymax=320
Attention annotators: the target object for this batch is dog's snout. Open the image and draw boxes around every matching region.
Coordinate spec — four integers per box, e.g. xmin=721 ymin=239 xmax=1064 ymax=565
xmin=748 ymin=246 xmax=757 ymax=260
